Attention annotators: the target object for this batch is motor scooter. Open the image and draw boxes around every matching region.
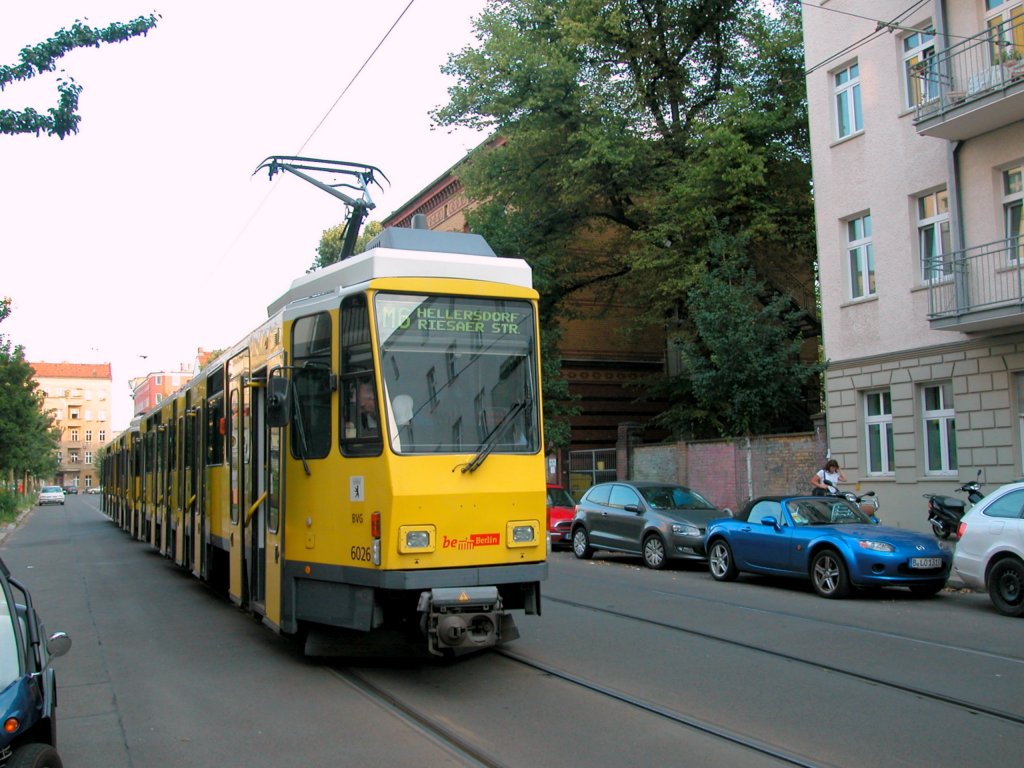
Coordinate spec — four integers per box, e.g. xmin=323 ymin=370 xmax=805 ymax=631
xmin=922 ymin=470 xmax=984 ymax=539
xmin=822 ymin=479 xmax=880 ymax=521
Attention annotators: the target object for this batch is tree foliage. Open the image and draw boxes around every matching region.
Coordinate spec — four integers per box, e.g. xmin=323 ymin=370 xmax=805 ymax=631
xmin=0 ymin=14 xmax=160 ymax=139
xmin=311 ymin=220 xmax=383 ymax=271
xmin=434 ymin=0 xmax=818 ymax=439
xmin=0 ymin=299 xmax=58 ymax=480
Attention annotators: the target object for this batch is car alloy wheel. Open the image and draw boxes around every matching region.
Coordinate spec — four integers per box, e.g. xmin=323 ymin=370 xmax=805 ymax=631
xmin=811 ymin=549 xmax=850 ymax=598
xmin=572 ymin=528 xmax=593 ymax=560
xmin=708 ymin=539 xmax=738 ymax=582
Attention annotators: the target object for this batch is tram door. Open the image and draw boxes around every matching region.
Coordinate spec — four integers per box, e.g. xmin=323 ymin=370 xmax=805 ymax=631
xmin=189 ymin=404 xmax=205 ymax=579
xmin=243 ymin=363 xmax=284 ymax=625
xmin=228 ymin=353 xmax=248 ymax=606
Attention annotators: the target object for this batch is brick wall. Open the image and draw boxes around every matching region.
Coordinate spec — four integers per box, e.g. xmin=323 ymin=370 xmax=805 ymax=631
xmin=629 ymin=431 xmax=827 ymax=512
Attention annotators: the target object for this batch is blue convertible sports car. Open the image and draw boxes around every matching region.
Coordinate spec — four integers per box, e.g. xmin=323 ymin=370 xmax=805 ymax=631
xmin=705 ymin=495 xmax=950 ymax=598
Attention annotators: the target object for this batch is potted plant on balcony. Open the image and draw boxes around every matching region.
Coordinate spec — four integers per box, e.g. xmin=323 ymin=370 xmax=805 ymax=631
xmin=998 ymin=47 xmax=1024 ymax=80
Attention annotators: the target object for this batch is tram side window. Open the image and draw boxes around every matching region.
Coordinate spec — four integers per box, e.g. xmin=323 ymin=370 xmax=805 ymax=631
xmin=291 ymin=312 xmax=332 ymax=459
xmin=340 ymin=294 xmax=382 ymax=457
xmin=206 ymin=367 xmax=225 ymax=466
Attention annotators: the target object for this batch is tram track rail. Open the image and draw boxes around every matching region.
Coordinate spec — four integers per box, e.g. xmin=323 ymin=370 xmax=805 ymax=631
xmin=495 ymin=649 xmax=832 ymax=768
xmin=546 ymin=594 xmax=1024 ymax=728
xmin=329 ymin=665 xmax=508 ymax=768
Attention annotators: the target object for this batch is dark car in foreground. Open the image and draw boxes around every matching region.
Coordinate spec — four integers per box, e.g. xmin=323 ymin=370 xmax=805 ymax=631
xmin=571 ymin=481 xmax=722 ymax=569
xmin=0 ymin=557 xmax=71 ymax=768
xmin=546 ymin=484 xmax=576 ymax=551
xmin=705 ymin=495 xmax=950 ymax=598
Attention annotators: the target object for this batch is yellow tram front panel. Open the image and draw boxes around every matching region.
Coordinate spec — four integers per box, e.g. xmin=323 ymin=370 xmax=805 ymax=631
xmin=282 ymin=451 xmax=545 ymax=571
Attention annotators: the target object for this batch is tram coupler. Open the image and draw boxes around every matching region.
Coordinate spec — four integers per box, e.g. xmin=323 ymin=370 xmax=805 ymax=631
xmin=418 ymin=586 xmax=517 ymax=656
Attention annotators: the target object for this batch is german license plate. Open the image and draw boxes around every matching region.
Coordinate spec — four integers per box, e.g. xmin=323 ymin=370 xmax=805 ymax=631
xmin=910 ymin=557 xmax=942 ymax=569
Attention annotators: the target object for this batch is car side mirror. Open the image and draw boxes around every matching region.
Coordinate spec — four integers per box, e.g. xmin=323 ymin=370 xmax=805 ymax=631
xmin=722 ymin=508 xmax=734 ymax=518
xmin=47 ymin=631 xmax=71 ymax=659
xmin=759 ymin=516 xmax=781 ymax=530
xmin=624 ymin=504 xmax=643 ymax=514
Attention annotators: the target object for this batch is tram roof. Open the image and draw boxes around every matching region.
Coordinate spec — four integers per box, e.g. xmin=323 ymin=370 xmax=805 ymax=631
xmin=267 ymin=229 xmax=532 ymax=316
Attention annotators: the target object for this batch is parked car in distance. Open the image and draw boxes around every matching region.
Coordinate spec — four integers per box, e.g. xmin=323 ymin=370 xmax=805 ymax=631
xmin=0 ymin=556 xmax=71 ymax=768
xmin=61 ymin=486 xmax=77 ymax=495
xmin=36 ymin=487 xmax=65 ymax=506
xmin=705 ymin=494 xmax=950 ymax=599
xmin=952 ymin=481 xmax=1024 ymax=617
xmin=85 ymin=487 xmax=102 ymax=495
xmin=546 ymin=485 xmax=576 ymax=551
xmin=571 ymin=481 xmax=722 ymax=569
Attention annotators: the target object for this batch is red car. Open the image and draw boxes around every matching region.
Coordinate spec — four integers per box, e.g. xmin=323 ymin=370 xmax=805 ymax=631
xmin=546 ymin=484 xmax=576 ymax=550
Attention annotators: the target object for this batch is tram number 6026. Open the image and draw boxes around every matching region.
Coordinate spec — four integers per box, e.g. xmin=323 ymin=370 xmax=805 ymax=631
xmin=350 ymin=545 xmax=373 ymax=562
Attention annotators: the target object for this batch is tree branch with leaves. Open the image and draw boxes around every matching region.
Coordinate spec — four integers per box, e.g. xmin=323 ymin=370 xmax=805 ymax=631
xmin=0 ymin=13 xmax=160 ymax=138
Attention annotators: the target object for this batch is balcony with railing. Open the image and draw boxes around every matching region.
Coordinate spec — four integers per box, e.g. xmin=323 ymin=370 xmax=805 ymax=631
xmin=927 ymin=235 xmax=1024 ymax=331
xmin=913 ymin=17 xmax=1024 ymax=141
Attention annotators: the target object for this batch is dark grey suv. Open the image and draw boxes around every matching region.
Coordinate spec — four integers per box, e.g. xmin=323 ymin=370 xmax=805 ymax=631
xmin=571 ymin=481 xmax=724 ymax=569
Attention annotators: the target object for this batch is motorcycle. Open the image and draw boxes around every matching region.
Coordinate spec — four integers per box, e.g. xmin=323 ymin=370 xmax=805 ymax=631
xmin=922 ymin=470 xmax=984 ymax=539
xmin=823 ymin=479 xmax=880 ymax=521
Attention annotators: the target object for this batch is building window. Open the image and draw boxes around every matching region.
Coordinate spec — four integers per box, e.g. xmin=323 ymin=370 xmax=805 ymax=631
xmin=833 ymin=62 xmax=863 ymax=139
xmin=865 ymin=391 xmax=894 ymax=475
xmin=69 ymin=428 xmax=79 ymax=442
xmin=98 ymin=430 xmax=106 ymax=442
xmin=847 ymin=213 xmax=875 ymax=299
xmin=918 ymin=188 xmax=951 ymax=281
xmin=1004 ymin=164 xmax=1023 ymax=262
xmin=85 ymin=452 xmax=93 ymax=465
xmin=923 ymin=382 xmax=957 ymax=474
xmin=903 ymin=26 xmax=937 ymax=108
xmin=85 ymin=429 xmax=93 ymax=442
xmin=985 ymin=2 xmax=1024 ymax=62
xmin=69 ymin=451 xmax=80 ymax=463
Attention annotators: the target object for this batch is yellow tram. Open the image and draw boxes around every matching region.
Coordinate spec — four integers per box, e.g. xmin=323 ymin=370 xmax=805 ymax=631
xmin=102 ymin=223 xmax=546 ymax=656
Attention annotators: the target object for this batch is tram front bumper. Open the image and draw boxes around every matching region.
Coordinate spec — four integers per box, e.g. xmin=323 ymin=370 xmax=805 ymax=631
xmin=418 ymin=586 xmax=518 ymax=656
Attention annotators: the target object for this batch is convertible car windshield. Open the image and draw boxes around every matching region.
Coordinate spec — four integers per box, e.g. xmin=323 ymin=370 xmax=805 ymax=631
xmin=786 ymin=498 xmax=874 ymax=526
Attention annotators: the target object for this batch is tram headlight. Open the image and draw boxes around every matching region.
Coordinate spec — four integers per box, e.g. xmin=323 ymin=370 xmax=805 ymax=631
xmin=507 ymin=520 xmax=539 ymax=547
xmin=398 ymin=525 xmax=435 ymax=553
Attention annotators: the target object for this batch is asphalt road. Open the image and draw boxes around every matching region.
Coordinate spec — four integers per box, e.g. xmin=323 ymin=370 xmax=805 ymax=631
xmin=3 ymin=496 xmax=1022 ymax=767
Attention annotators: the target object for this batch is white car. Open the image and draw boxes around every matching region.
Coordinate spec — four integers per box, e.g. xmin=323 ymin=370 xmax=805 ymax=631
xmin=952 ymin=481 xmax=1024 ymax=617
xmin=37 ymin=486 xmax=65 ymax=506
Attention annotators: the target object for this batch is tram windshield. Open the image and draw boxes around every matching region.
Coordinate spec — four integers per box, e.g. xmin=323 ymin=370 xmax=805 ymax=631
xmin=374 ymin=293 xmax=539 ymax=456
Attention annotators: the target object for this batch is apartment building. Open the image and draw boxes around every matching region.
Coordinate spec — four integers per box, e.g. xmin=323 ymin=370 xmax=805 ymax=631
xmin=30 ymin=362 xmax=113 ymax=490
xmin=129 ymin=349 xmax=216 ymax=417
xmin=803 ymin=0 xmax=1024 ymax=529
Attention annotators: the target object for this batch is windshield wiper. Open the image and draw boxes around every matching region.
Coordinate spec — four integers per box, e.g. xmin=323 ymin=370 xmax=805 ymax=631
xmin=461 ymin=399 xmax=529 ymax=474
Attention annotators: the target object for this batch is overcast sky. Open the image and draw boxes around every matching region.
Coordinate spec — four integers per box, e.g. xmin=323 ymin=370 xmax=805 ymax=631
xmin=0 ymin=0 xmax=489 ymax=429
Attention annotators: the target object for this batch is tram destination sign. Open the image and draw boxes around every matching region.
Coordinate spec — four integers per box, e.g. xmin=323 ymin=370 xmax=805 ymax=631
xmin=376 ymin=294 xmax=532 ymax=345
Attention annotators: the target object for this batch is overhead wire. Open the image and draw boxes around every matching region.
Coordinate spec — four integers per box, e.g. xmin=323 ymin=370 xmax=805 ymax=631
xmin=215 ymin=0 xmax=418 ymax=268
xmin=802 ymin=0 xmax=930 ymax=77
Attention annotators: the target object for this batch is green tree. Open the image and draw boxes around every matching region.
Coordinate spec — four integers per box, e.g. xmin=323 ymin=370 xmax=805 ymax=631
xmin=434 ymin=0 xmax=818 ymax=439
xmin=654 ymin=257 xmax=824 ymax=437
xmin=311 ymin=220 xmax=383 ymax=271
xmin=0 ymin=14 xmax=160 ymax=139
xmin=0 ymin=299 xmax=58 ymax=482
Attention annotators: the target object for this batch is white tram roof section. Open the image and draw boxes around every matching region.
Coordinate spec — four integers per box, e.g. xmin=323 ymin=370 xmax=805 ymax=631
xmin=267 ymin=228 xmax=533 ymax=317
